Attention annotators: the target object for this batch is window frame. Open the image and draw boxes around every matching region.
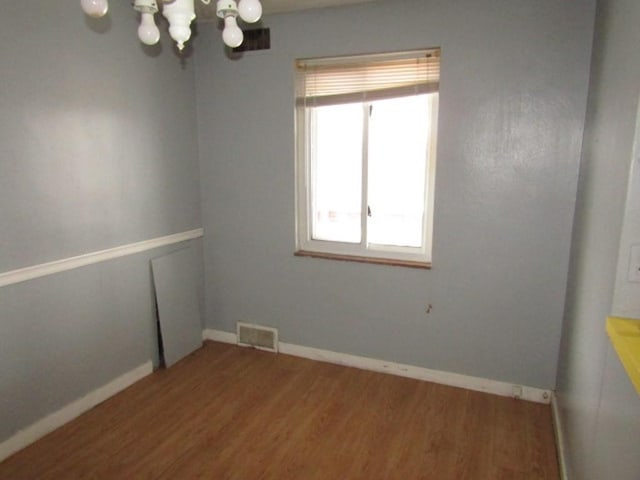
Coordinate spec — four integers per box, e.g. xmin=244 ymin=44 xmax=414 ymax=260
xmin=294 ymin=50 xmax=439 ymax=268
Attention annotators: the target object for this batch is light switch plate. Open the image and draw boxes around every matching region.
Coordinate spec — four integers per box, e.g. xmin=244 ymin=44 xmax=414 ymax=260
xmin=628 ymin=245 xmax=640 ymax=282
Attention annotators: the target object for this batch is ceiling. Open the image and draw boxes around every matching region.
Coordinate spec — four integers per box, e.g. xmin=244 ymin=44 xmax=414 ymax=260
xmin=261 ymin=0 xmax=378 ymax=14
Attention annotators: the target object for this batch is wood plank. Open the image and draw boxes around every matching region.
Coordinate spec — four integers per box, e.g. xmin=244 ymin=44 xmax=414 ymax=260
xmin=0 ymin=342 xmax=559 ymax=479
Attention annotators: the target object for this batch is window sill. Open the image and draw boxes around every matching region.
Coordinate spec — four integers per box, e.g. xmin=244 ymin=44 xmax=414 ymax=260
xmin=294 ymin=250 xmax=431 ymax=269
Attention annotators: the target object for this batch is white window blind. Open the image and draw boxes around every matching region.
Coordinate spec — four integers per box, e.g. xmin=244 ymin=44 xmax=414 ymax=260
xmin=296 ymin=49 xmax=440 ymax=107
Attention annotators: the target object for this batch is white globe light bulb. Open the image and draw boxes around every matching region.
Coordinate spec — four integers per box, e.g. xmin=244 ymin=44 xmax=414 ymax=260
xmin=81 ymin=0 xmax=109 ymax=18
xmin=223 ymin=16 xmax=244 ymax=48
xmin=138 ymin=12 xmax=160 ymax=45
xmin=238 ymin=0 xmax=262 ymax=23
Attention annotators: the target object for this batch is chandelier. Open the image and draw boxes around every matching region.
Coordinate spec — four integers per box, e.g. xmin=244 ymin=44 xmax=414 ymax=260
xmin=80 ymin=0 xmax=263 ymax=50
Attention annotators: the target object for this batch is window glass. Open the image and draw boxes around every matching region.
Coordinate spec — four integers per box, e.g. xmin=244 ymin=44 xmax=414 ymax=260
xmin=367 ymin=95 xmax=431 ymax=248
xmin=310 ymin=103 xmax=363 ymax=243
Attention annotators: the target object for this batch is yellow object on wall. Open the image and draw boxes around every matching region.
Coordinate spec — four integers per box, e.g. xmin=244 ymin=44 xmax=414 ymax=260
xmin=606 ymin=316 xmax=640 ymax=396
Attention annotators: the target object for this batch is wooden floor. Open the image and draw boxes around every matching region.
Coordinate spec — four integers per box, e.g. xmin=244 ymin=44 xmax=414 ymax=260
xmin=0 ymin=341 xmax=559 ymax=479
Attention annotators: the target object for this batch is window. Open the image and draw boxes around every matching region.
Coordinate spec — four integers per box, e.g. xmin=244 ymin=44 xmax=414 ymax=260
xmin=295 ymin=49 xmax=440 ymax=267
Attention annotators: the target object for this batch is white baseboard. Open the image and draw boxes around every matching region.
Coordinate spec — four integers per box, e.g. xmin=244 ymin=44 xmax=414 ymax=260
xmin=551 ymin=393 xmax=569 ymax=479
xmin=0 ymin=361 xmax=153 ymax=463
xmin=202 ymin=329 xmax=551 ymax=404
xmin=203 ymin=328 xmax=237 ymax=344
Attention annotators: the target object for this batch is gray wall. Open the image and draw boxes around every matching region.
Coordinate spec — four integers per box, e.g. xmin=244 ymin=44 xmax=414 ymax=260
xmin=613 ymin=116 xmax=640 ymax=317
xmin=556 ymin=0 xmax=640 ymax=478
xmin=195 ymin=0 xmax=595 ymax=389
xmin=0 ymin=0 xmax=202 ymax=444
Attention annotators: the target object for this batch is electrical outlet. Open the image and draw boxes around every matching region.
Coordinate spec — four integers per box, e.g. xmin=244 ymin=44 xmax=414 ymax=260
xmin=628 ymin=245 xmax=640 ymax=283
xmin=511 ymin=385 xmax=523 ymax=399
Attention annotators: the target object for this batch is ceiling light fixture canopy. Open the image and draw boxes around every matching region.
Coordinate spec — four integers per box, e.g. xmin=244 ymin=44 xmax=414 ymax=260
xmin=80 ymin=0 xmax=263 ymax=50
